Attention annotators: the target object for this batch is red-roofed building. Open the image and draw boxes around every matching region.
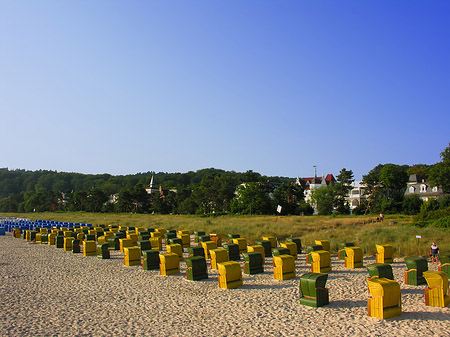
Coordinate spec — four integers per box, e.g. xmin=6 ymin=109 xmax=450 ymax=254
xmin=294 ymin=174 xmax=336 ymax=210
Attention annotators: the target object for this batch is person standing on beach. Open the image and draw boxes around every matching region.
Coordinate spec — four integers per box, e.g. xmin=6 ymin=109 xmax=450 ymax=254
xmin=430 ymin=242 xmax=439 ymax=263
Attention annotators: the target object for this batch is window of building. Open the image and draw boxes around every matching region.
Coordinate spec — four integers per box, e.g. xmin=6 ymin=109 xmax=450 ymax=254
xmin=420 ymin=184 xmax=427 ymax=193
xmin=432 ymin=186 xmax=438 ymax=193
xmin=409 ymin=186 xmax=415 ymax=193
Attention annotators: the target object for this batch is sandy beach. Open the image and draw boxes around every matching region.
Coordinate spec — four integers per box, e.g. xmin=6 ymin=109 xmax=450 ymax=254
xmin=1 ymin=233 xmax=449 ymax=336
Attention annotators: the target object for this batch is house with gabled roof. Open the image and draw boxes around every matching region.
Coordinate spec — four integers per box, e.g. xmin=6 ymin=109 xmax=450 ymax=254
xmin=294 ymin=174 xmax=336 ymax=203
xmin=404 ymin=174 xmax=444 ymax=201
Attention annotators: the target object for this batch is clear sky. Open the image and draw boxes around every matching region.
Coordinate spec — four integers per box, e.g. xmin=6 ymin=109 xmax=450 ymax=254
xmin=1 ymin=1 xmax=449 ymax=180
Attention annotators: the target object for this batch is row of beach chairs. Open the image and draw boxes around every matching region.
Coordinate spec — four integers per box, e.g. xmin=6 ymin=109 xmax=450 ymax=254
xmin=4 ymin=221 xmax=450 ymax=319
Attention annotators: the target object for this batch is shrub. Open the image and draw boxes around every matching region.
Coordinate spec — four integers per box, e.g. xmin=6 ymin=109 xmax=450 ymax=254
xmin=439 ymin=195 xmax=450 ymax=209
xmin=432 ymin=216 xmax=450 ymax=228
xmin=402 ymin=194 xmax=423 ymax=215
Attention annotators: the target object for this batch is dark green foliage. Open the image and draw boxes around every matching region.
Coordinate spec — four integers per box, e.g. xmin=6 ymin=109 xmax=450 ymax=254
xmin=432 ymin=216 xmax=450 ymax=228
xmin=271 ymin=183 xmax=305 ymax=215
xmin=413 ymin=203 xmax=450 ymax=227
xmin=362 ymin=163 xmax=409 ymax=214
xmin=230 ymin=181 xmax=273 ymax=215
xmin=429 ymin=143 xmax=450 ymax=193
xmin=334 ymin=168 xmax=354 ymax=214
xmin=310 ymin=187 xmax=335 ymax=215
xmin=402 ymin=195 xmax=423 ymax=215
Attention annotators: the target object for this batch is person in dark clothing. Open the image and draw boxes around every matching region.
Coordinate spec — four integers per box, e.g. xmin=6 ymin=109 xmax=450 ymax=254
xmin=430 ymin=242 xmax=439 ymax=263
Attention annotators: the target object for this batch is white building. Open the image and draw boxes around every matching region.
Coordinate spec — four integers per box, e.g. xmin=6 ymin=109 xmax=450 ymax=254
xmin=346 ymin=181 xmax=367 ymax=212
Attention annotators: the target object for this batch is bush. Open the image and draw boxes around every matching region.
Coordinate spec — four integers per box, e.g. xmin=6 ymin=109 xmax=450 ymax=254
xmin=298 ymin=202 xmax=314 ymax=216
xmin=402 ymin=194 xmax=423 ymax=215
xmin=415 ymin=206 xmax=450 ymax=222
xmin=439 ymin=195 xmax=450 ymax=209
xmin=420 ymin=199 xmax=440 ymax=213
xmin=432 ymin=215 xmax=450 ymax=228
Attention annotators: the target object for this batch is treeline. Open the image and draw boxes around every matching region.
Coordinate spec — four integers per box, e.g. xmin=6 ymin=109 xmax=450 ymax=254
xmin=0 ymin=168 xmax=311 ymax=215
xmin=356 ymin=143 xmax=450 ymax=216
xmin=300 ymin=143 xmax=450 ymax=217
xmin=1 ymin=143 xmax=449 ymax=216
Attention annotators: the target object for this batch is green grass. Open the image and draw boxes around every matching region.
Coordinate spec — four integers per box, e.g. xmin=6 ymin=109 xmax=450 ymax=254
xmin=2 ymin=212 xmax=449 ymax=257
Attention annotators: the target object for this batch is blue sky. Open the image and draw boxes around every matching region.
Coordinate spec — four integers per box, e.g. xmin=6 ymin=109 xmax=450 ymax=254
xmin=1 ymin=1 xmax=449 ymax=180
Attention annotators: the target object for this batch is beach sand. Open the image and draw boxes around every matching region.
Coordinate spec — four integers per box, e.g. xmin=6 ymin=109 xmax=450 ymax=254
xmin=1 ymin=234 xmax=449 ymax=336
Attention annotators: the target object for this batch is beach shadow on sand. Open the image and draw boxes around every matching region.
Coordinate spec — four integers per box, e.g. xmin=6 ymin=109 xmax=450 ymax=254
xmin=392 ymin=311 xmax=450 ymax=322
xmin=241 ymin=283 xmax=293 ymax=290
xmin=401 ymin=287 xmax=426 ymax=295
xmin=328 ymin=300 xmax=367 ymax=308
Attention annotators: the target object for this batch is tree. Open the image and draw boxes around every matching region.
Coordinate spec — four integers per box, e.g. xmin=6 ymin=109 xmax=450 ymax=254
xmin=272 ymin=183 xmax=305 ymax=215
xmin=149 ymin=191 xmax=168 ymax=214
xmin=310 ymin=186 xmax=335 ymax=215
xmin=230 ymin=182 xmax=272 ymax=215
xmin=362 ymin=164 xmax=408 ymax=214
xmin=85 ymin=188 xmax=108 ymax=212
xmin=429 ymin=142 xmax=450 ymax=193
xmin=334 ymin=168 xmax=354 ymax=214
xmin=191 ymin=174 xmax=237 ymax=214
xmin=407 ymin=164 xmax=431 ymax=180
xmin=177 ymin=197 xmax=198 ymax=214
xmin=362 ymin=164 xmax=384 ymax=214
xmin=116 ymin=190 xmax=133 ymax=213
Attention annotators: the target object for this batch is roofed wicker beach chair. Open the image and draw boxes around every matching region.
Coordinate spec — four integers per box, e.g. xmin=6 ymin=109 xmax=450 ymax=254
xmin=223 ymin=243 xmax=240 ymax=261
xmin=124 ymin=247 xmax=141 ymax=266
xmin=209 ymin=233 xmax=222 ymax=247
xmin=314 ymin=240 xmax=330 ymax=252
xmin=63 ymin=237 xmax=74 ymax=251
xmin=255 ymin=240 xmax=272 ymax=257
xmin=310 ymin=250 xmax=332 ymax=273
xmin=83 ymin=240 xmax=97 ymax=256
xmin=280 ymin=242 xmax=298 ymax=260
xmin=159 ymin=252 xmax=180 ymax=275
xmin=376 ymin=244 xmax=394 ymax=264
xmin=167 ymin=243 xmax=183 ymax=261
xmin=299 ymin=273 xmax=329 ymax=307
xmin=142 ymin=250 xmax=160 ymax=270
xmin=194 ymin=231 xmax=205 ymax=243
xmin=232 ymin=238 xmax=248 ymax=254
xmin=273 ymin=254 xmax=296 ymax=280
xmin=367 ymin=278 xmax=402 ymax=319
xmin=247 ymin=245 xmax=265 ymax=264
xmin=187 ymin=246 xmax=205 ymax=258
xmin=185 ymin=256 xmax=208 ymax=281
xmin=306 ymin=244 xmax=323 ymax=264
xmin=338 ymin=242 xmax=355 ymax=260
xmin=287 ymin=237 xmax=302 ymax=254
xmin=243 ymin=252 xmax=264 ymax=275
xmin=72 ymin=239 xmax=81 ymax=253
xmin=218 ymin=261 xmax=243 ymax=289
xmin=366 ymin=263 xmax=394 ymax=280
xmin=262 ymin=236 xmax=277 ymax=248
xmin=344 ymin=246 xmax=364 ymax=268
xmin=201 ymin=241 xmax=217 ymax=259
xmin=423 ymin=270 xmax=450 ymax=307
xmin=119 ymin=238 xmax=133 ymax=253
xmin=404 ymin=256 xmax=427 ymax=285
xmin=210 ymin=248 xmax=229 ymax=270
xmin=97 ymin=243 xmax=110 ymax=259
xmin=168 ymin=237 xmax=183 ymax=246
xmin=178 ymin=233 xmax=191 ymax=248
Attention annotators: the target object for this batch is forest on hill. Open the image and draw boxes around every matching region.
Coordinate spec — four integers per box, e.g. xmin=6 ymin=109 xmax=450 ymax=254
xmin=1 ymin=143 xmax=449 ymax=219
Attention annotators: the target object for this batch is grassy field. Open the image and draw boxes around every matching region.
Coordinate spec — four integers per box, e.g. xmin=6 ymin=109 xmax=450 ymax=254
xmin=2 ymin=212 xmax=449 ymax=257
